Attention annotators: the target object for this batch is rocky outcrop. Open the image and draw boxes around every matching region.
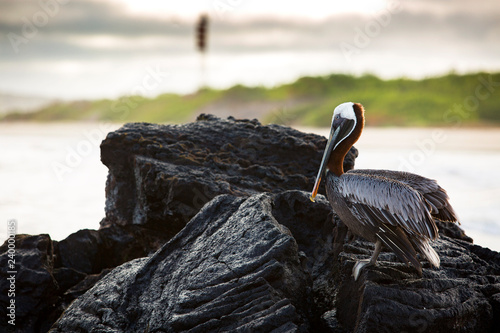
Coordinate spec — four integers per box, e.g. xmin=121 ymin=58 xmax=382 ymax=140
xmin=50 ymin=193 xmax=317 ymax=332
xmin=100 ymin=114 xmax=357 ymax=236
xmin=2 ymin=115 xmax=500 ymax=332
xmin=50 ymin=190 xmax=500 ymax=332
xmin=3 ymin=115 xmax=355 ymax=333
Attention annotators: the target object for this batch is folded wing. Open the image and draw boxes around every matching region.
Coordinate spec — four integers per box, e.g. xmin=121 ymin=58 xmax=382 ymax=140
xmin=339 ymin=171 xmax=440 ymax=240
xmin=349 ymin=169 xmax=459 ymax=223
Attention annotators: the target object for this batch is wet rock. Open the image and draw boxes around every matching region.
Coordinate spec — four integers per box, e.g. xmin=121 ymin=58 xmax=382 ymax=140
xmin=100 ymin=115 xmax=357 ymax=237
xmin=0 ymin=234 xmax=59 ymax=333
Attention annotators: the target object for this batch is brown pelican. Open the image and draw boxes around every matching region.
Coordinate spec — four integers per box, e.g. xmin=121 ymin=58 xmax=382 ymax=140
xmin=310 ymin=102 xmax=459 ymax=280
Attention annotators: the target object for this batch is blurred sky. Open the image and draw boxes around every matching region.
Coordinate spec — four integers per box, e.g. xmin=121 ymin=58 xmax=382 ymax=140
xmin=1 ymin=0 xmax=500 ymax=100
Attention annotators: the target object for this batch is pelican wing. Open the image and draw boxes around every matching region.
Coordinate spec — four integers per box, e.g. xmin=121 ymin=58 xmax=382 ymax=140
xmin=338 ymin=172 xmax=439 ymax=240
xmin=349 ymin=169 xmax=459 ymax=223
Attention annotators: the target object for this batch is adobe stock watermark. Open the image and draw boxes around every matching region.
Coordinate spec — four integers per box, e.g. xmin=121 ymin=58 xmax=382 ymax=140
xmin=443 ymin=75 xmax=500 ymax=126
xmin=7 ymin=0 xmax=71 ymax=54
xmin=340 ymin=0 xmax=402 ymax=62
xmin=211 ymin=0 xmax=245 ymax=19
xmin=6 ymin=219 xmax=18 ymax=327
xmin=398 ymin=130 xmax=447 ymax=173
xmin=398 ymin=74 xmax=500 ymax=173
xmin=50 ymin=122 xmax=116 ymax=182
xmin=110 ymin=65 xmax=171 ymax=118
xmin=51 ymin=65 xmax=170 ymax=182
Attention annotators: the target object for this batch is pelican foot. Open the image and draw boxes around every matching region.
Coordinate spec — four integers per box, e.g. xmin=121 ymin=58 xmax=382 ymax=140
xmin=352 ymin=259 xmax=374 ymax=281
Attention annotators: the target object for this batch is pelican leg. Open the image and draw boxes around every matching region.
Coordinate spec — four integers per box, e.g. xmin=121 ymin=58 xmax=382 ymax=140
xmin=352 ymin=241 xmax=382 ymax=280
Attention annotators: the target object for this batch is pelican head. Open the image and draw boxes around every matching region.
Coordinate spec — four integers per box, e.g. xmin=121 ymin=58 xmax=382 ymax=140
xmin=310 ymin=102 xmax=364 ymax=201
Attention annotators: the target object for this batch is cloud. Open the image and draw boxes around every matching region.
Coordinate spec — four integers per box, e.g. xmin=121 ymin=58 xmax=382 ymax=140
xmin=402 ymin=0 xmax=500 ymax=17
xmin=1 ymin=0 xmax=499 ymax=54
xmin=0 ymin=0 xmax=190 ymax=37
xmin=0 ymin=0 xmax=499 ymax=98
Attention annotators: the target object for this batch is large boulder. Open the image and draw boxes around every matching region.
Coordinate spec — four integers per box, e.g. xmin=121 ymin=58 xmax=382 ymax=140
xmin=99 ymin=114 xmax=357 ymax=236
xmin=50 ymin=192 xmax=320 ymax=332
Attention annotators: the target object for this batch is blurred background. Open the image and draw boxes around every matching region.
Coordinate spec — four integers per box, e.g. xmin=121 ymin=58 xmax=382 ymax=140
xmin=1 ymin=0 xmax=499 ymax=249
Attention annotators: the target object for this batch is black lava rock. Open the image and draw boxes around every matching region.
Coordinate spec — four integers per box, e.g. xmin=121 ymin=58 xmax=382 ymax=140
xmin=99 ymin=115 xmax=357 ymax=237
xmin=0 ymin=234 xmax=59 ymax=333
xmin=50 ymin=193 xmax=316 ymax=332
xmin=335 ymin=225 xmax=500 ymax=332
xmin=57 ymin=229 xmax=102 ymax=274
xmin=50 ymin=190 xmax=500 ymax=332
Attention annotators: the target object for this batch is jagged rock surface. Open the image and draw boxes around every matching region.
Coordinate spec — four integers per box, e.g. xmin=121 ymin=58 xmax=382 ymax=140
xmin=334 ymin=221 xmax=500 ymax=333
xmin=99 ymin=114 xmax=357 ymax=237
xmin=51 ymin=190 xmax=500 ymax=332
xmin=50 ymin=192 xmax=322 ymax=332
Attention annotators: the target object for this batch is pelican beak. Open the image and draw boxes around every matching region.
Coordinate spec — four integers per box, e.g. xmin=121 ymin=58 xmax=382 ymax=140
xmin=310 ymin=125 xmax=339 ymax=202
xmin=310 ymin=117 xmax=355 ymax=202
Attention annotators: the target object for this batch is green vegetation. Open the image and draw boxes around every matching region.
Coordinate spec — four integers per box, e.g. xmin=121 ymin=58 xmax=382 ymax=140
xmin=2 ymin=72 xmax=500 ymax=127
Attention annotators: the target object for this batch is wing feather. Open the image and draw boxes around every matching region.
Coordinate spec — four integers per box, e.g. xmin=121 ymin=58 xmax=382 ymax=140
xmin=377 ymin=224 xmax=422 ymax=274
xmin=338 ymin=172 xmax=439 ymax=240
xmin=349 ymin=169 xmax=459 ymax=223
xmin=410 ymin=236 xmax=440 ymax=268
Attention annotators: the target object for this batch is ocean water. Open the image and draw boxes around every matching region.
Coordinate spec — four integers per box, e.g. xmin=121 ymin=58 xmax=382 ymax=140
xmin=1 ymin=123 xmax=500 ymax=252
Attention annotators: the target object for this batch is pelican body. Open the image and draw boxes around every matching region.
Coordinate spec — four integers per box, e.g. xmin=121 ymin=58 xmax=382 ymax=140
xmin=310 ymin=102 xmax=458 ymax=280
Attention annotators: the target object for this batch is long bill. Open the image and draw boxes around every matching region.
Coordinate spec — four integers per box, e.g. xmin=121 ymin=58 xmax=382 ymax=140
xmin=310 ymin=125 xmax=340 ymax=202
